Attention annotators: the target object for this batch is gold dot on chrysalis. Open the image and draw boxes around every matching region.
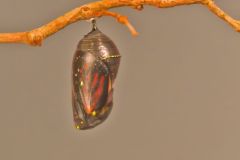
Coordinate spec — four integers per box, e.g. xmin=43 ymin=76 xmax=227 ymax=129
xmin=92 ymin=111 xmax=96 ymax=116
xmin=80 ymin=81 xmax=84 ymax=86
xmin=76 ymin=121 xmax=84 ymax=129
xmin=75 ymin=73 xmax=78 ymax=77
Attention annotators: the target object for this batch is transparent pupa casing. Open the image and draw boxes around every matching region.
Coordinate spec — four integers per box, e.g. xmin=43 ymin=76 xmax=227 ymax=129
xmin=72 ymin=26 xmax=121 ymax=130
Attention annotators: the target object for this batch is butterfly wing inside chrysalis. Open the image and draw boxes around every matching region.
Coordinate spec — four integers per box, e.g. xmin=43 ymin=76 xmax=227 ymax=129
xmin=72 ymin=51 xmax=113 ymax=130
xmin=72 ymin=27 xmax=121 ymax=130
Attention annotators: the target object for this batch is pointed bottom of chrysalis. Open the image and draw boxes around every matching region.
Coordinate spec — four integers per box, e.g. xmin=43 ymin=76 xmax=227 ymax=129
xmin=72 ymin=89 xmax=114 ymax=130
xmin=73 ymin=107 xmax=113 ymax=130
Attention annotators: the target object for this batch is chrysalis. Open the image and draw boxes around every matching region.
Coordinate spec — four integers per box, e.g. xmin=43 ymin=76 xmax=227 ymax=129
xmin=72 ymin=20 xmax=121 ymax=130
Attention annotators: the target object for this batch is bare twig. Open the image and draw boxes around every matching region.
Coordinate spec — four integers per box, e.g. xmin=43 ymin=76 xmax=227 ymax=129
xmin=0 ymin=0 xmax=239 ymax=46
xmin=101 ymin=11 xmax=138 ymax=36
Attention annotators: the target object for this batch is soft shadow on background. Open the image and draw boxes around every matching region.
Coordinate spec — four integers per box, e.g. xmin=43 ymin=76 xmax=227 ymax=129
xmin=0 ymin=0 xmax=240 ymax=159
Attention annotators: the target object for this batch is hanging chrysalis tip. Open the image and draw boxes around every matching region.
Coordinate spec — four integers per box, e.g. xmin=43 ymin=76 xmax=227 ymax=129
xmin=92 ymin=20 xmax=97 ymax=31
xmin=88 ymin=18 xmax=97 ymax=31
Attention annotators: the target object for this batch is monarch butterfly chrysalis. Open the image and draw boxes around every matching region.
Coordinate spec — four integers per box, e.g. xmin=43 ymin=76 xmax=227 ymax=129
xmin=72 ymin=20 xmax=121 ymax=130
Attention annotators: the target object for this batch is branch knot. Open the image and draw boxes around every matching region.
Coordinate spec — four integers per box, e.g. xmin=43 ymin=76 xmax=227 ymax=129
xmin=27 ymin=30 xmax=44 ymax=46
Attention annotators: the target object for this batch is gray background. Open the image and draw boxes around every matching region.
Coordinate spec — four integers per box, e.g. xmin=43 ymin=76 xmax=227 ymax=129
xmin=0 ymin=0 xmax=240 ymax=159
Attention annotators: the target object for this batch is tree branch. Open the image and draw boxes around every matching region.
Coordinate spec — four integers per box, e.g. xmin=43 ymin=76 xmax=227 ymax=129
xmin=0 ymin=0 xmax=239 ymax=46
